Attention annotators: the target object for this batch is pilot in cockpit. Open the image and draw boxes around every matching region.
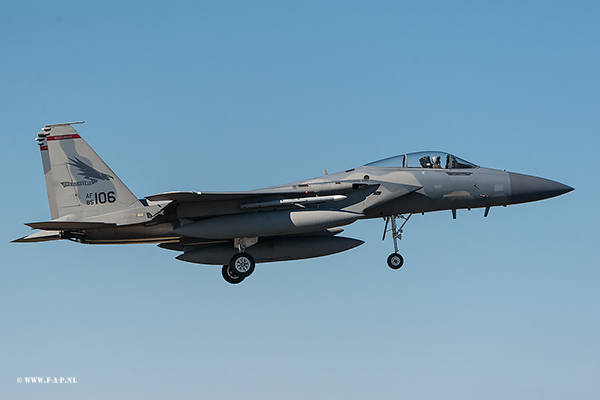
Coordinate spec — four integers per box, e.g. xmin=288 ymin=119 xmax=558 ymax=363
xmin=432 ymin=155 xmax=442 ymax=169
xmin=419 ymin=156 xmax=432 ymax=168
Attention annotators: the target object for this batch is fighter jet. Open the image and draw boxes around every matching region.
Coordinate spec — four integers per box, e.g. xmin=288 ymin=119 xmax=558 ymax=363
xmin=14 ymin=122 xmax=573 ymax=284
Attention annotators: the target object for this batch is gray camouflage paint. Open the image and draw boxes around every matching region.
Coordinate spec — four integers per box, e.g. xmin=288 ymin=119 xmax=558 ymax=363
xmin=16 ymin=125 xmax=573 ymax=271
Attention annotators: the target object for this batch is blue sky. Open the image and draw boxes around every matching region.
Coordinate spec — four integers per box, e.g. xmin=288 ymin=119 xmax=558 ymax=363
xmin=1 ymin=1 xmax=598 ymax=399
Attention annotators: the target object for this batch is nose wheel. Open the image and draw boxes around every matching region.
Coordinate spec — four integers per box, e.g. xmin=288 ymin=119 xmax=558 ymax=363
xmin=387 ymin=253 xmax=404 ymax=269
xmin=383 ymin=214 xmax=411 ymax=270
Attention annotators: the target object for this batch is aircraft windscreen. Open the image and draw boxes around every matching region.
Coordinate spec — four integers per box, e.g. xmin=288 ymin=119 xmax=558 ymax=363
xmin=365 ymin=155 xmax=405 ymax=167
xmin=448 ymin=155 xmax=478 ymax=169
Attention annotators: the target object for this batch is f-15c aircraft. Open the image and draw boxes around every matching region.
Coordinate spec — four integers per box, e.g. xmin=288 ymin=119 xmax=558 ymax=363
xmin=14 ymin=122 xmax=573 ymax=284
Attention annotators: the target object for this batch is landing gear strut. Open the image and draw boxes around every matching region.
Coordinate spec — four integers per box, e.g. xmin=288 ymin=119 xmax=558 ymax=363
xmin=383 ymin=214 xmax=412 ymax=270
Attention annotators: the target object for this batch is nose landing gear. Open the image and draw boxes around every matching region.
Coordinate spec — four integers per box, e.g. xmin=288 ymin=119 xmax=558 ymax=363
xmin=382 ymin=214 xmax=412 ymax=270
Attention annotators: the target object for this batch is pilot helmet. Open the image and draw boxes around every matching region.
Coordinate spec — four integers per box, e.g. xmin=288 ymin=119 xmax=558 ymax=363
xmin=432 ymin=155 xmax=441 ymax=165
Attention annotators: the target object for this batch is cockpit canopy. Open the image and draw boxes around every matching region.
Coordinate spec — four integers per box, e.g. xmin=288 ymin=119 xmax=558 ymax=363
xmin=366 ymin=151 xmax=478 ymax=169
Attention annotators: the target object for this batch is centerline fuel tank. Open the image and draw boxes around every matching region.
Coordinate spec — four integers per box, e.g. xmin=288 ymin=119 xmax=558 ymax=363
xmin=176 ymin=235 xmax=365 ymax=265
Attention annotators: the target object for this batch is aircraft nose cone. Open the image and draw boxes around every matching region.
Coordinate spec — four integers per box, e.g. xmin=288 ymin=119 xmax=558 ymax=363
xmin=508 ymin=172 xmax=574 ymax=204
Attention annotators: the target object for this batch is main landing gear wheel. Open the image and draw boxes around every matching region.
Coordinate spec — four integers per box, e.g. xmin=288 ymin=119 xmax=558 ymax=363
xmin=222 ymin=265 xmax=245 ymax=284
xmin=229 ymin=252 xmax=255 ymax=278
xmin=387 ymin=253 xmax=404 ymax=270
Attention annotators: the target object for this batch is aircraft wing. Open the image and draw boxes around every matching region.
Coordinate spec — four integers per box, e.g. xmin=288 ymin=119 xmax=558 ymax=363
xmin=146 ymin=181 xmax=378 ymax=204
xmin=145 ymin=190 xmax=304 ymax=203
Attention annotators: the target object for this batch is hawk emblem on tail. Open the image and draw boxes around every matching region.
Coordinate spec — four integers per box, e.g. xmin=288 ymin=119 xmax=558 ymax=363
xmin=67 ymin=157 xmax=113 ymax=181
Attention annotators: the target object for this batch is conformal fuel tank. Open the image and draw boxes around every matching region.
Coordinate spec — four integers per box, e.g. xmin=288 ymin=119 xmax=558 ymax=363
xmin=173 ymin=209 xmax=362 ymax=239
xmin=176 ymin=235 xmax=365 ymax=265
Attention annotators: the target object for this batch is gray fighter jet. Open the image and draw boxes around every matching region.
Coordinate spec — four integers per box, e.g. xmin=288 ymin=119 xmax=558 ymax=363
xmin=14 ymin=122 xmax=573 ymax=284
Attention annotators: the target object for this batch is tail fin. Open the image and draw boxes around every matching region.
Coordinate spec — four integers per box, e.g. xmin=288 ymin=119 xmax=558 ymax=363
xmin=36 ymin=122 xmax=142 ymax=221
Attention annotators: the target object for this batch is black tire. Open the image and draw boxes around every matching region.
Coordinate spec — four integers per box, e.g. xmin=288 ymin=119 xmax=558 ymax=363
xmin=222 ymin=265 xmax=245 ymax=284
xmin=229 ymin=252 xmax=256 ymax=278
xmin=387 ymin=253 xmax=404 ymax=270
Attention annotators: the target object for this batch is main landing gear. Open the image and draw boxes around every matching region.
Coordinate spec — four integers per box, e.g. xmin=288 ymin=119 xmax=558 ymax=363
xmin=221 ymin=238 xmax=258 ymax=284
xmin=382 ymin=214 xmax=412 ymax=270
xmin=222 ymin=240 xmax=257 ymax=284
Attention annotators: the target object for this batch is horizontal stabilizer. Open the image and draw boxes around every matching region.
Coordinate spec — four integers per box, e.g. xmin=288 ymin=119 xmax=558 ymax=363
xmin=25 ymin=221 xmax=117 ymax=230
xmin=12 ymin=230 xmax=61 ymax=243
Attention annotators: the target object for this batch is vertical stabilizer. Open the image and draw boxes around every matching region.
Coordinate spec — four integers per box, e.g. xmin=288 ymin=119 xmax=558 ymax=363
xmin=36 ymin=122 xmax=142 ymax=221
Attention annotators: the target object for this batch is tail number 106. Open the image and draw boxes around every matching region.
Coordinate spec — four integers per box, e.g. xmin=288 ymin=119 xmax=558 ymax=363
xmin=86 ymin=191 xmax=116 ymax=205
